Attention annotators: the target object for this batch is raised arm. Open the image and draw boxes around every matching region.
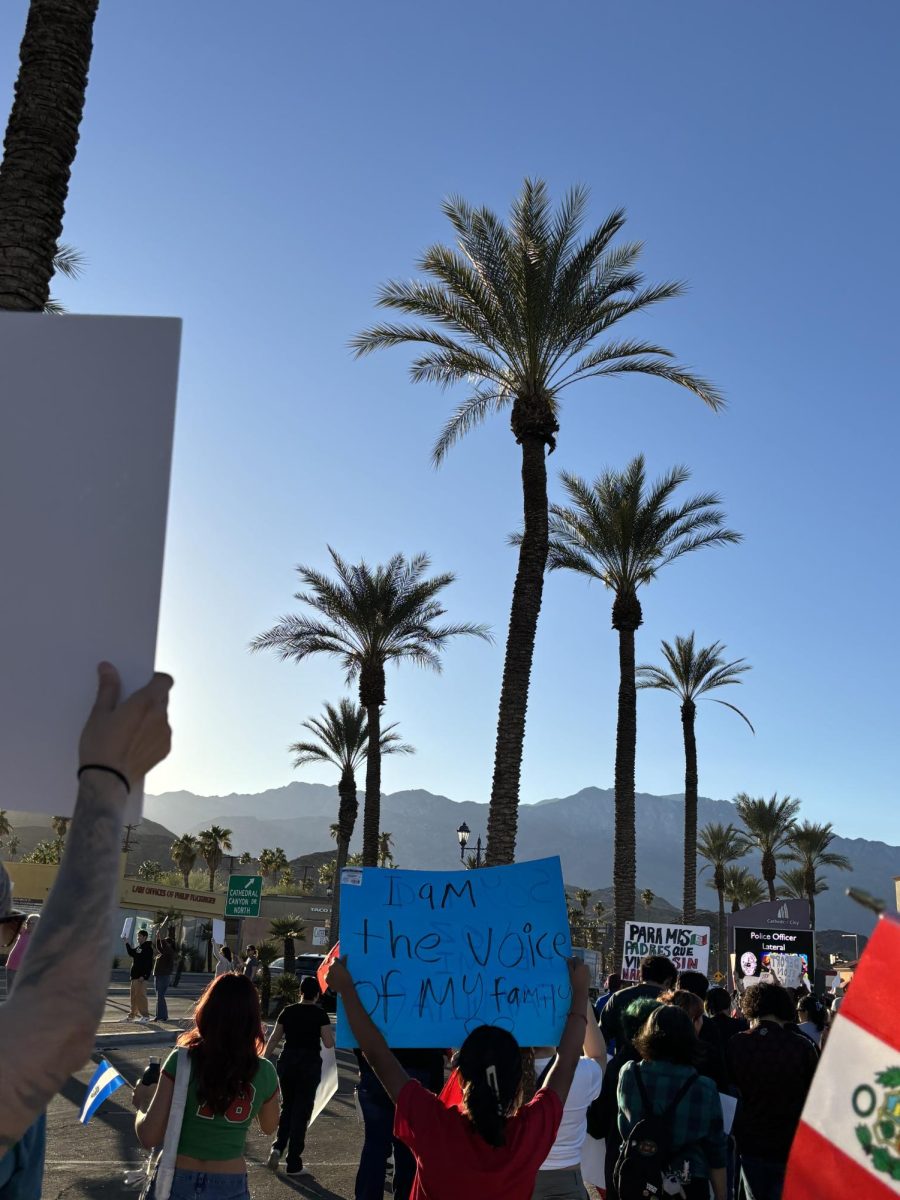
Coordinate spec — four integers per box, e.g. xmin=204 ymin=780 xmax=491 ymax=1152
xmin=583 ymin=996 xmax=607 ymax=1067
xmin=0 ymin=662 xmax=173 ymax=1156
xmin=326 ymin=958 xmax=409 ymax=1103
xmin=543 ymin=958 xmax=592 ymax=1105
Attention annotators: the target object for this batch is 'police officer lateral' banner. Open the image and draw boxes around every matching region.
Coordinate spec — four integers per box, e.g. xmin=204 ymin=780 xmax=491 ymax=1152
xmin=337 ymin=857 xmax=572 ymax=1048
xmin=620 ymin=919 xmax=710 ymax=983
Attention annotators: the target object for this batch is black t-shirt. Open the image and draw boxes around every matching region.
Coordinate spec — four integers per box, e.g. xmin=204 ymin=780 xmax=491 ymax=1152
xmin=278 ymin=1003 xmax=330 ymax=1051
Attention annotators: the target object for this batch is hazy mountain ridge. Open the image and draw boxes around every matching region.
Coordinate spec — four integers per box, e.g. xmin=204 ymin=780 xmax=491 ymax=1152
xmin=143 ymin=783 xmax=894 ymax=934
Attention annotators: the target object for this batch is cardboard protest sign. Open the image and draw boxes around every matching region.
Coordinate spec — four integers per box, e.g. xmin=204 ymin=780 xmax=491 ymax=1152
xmin=768 ymin=952 xmax=805 ymax=989
xmin=620 ymin=920 xmax=710 ymax=983
xmin=0 ymin=314 xmax=181 ymax=820
xmin=337 ymin=857 xmax=572 ymax=1048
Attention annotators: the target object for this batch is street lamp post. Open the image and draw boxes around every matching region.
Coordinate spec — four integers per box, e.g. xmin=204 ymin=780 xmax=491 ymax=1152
xmin=841 ymin=932 xmax=860 ymax=961
xmin=456 ymin=822 xmax=484 ymax=869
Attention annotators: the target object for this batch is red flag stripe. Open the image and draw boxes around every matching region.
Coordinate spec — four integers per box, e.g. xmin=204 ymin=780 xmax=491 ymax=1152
xmin=835 ymin=917 xmax=900 ymax=1050
xmin=785 ymin=1121 xmax=898 ymax=1200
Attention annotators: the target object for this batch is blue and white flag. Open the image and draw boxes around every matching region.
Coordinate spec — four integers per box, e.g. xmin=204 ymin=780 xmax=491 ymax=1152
xmin=79 ymin=1059 xmax=127 ymax=1124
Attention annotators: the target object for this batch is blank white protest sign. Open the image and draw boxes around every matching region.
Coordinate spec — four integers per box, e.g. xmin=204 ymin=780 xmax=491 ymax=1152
xmin=0 ymin=314 xmax=181 ymax=819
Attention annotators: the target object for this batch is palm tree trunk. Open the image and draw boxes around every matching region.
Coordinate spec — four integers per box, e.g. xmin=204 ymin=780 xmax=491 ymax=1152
xmin=182 ymin=869 xmax=190 ymax=888
xmin=0 ymin=0 xmax=99 ymax=310
xmin=717 ymin=885 xmax=726 ymax=977
xmin=329 ymin=768 xmax=357 ymax=942
xmin=612 ymin=591 xmax=642 ymax=965
xmin=762 ymin=852 xmax=776 ymax=902
xmin=805 ymin=865 xmax=816 ymax=930
xmin=486 ymin=433 xmax=549 ymax=865
xmin=681 ymin=699 xmax=698 ymax=923
xmin=361 ymin=686 xmax=383 ymax=867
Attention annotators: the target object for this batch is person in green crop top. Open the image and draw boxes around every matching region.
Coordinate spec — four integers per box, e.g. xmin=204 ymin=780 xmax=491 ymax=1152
xmin=133 ymin=974 xmax=280 ymax=1199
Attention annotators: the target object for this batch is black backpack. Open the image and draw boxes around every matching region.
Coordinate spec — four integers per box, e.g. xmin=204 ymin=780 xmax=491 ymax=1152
xmin=613 ymin=1067 xmax=699 ymax=1199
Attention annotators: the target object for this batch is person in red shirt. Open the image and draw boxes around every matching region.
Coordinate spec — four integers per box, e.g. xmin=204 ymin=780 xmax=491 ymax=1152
xmin=326 ymin=956 xmax=591 ymax=1200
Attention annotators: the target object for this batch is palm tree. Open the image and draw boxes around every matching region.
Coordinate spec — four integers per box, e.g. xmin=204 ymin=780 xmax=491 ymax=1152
xmin=0 ymin=811 xmax=10 ymax=841
xmin=777 ymin=866 xmax=826 ymax=905
xmin=377 ymin=832 xmax=396 ymax=869
xmin=720 ymin=865 xmax=767 ymax=913
xmin=252 ymin=549 xmax=488 ymax=865
xmin=5 ymin=835 xmax=20 ymax=860
xmin=258 ymin=849 xmax=274 ymax=881
xmin=573 ymin=887 xmax=593 ymax=918
xmin=638 ymin=634 xmax=753 ymax=923
xmin=544 ymin=458 xmax=740 ymax=959
xmin=197 ymin=826 xmax=233 ymax=891
xmin=318 ymin=860 xmax=336 ymax=889
xmin=51 ymin=816 xmax=70 ymax=840
xmin=784 ymin=821 xmax=851 ymax=929
xmin=255 ymin=941 xmax=279 ymax=1017
xmin=0 ymin=0 xmax=100 ymax=310
xmin=238 ymin=851 xmax=254 ymax=867
xmin=269 ymin=916 xmax=305 ymax=976
xmin=640 ymin=889 xmax=655 ymax=911
xmin=291 ymin=698 xmax=413 ymax=940
xmin=698 ymin=823 xmax=750 ymax=974
xmin=353 ymin=181 xmax=723 ymax=865
xmin=170 ymin=834 xmax=199 ymax=889
xmin=734 ymin=794 xmax=800 ymax=901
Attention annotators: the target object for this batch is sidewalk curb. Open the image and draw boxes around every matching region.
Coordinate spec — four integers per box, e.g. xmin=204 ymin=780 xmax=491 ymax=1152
xmin=95 ymin=1030 xmax=181 ymax=1049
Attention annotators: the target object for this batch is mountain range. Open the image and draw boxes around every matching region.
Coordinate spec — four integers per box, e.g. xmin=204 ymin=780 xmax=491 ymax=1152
xmin=143 ymin=783 xmax=895 ymax=934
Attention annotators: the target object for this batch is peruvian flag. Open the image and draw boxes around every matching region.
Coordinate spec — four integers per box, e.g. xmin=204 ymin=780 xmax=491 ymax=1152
xmin=785 ymin=916 xmax=900 ymax=1198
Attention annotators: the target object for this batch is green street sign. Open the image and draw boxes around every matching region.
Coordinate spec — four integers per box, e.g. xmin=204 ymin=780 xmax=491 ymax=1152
xmin=225 ymin=874 xmax=263 ymax=918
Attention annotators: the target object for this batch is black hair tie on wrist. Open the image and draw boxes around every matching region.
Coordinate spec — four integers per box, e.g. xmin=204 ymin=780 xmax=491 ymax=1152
xmin=78 ymin=764 xmax=131 ymax=795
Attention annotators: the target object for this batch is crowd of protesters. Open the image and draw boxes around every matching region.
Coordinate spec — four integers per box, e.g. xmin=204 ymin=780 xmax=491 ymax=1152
xmin=0 ymin=662 xmax=842 ymax=1200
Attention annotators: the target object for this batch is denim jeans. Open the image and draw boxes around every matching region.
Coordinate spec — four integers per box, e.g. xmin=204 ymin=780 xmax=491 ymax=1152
xmin=165 ymin=1170 xmax=249 ymax=1200
xmin=154 ymin=974 xmax=170 ymax=1022
xmin=740 ymin=1156 xmax=786 ymax=1200
xmin=355 ymin=1068 xmax=434 ymax=1200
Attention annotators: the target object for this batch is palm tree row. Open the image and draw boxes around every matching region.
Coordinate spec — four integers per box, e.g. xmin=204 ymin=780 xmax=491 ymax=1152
xmin=698 ymin=802 xmax=851 ymax=972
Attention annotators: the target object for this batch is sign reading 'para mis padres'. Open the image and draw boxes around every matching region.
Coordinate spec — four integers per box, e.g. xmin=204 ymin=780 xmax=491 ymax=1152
xmin=620 ymin=920 xmax=710 ymax=983
xmin=337 ymin=857 xmax=572 ymax=1048
xmin=225 ymin=875 xmax=263 ymax=918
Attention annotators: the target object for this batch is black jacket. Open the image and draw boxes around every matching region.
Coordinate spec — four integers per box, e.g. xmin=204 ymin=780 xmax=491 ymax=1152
xmin=125 ymin=940 xmax=153 ymax=980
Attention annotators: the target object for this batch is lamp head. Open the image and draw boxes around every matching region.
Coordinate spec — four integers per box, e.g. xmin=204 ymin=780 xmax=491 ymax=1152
xmin=456 ymin=822 xmax=470 ymax=849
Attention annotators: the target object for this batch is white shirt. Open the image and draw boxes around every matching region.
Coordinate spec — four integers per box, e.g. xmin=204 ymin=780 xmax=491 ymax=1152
xmin=535 ymin=1055 xmax=603 ymax=1170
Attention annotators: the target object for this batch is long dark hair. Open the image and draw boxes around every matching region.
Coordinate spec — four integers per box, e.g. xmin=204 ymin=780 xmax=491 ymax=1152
xmin=457 ymin=1026 xmax=523 ymax=1148
xmin=177 ymin=973 xmax=264 ymax=1113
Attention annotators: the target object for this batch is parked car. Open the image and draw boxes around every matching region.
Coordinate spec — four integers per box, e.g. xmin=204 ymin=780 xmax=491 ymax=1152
xmin=269 ymin=953 xmax=336 ymax=1012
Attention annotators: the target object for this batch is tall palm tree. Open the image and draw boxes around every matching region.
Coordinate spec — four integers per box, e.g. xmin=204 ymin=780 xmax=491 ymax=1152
xmin=698 ymin=823 xmax=750 ymax=974
xmin=170 ymin=834 xmax=199 ymax=888
xmin=638 ymin=634 xmax=753 ymax=922
xmin=352 ymin=180 xmax=723 ymax=865
xmin=238 ymin=851 xmax=254 ymax=867
xmin=252 ymin=549 xmax=488 ymax=865
xmin=544 ymin=458 xmax=740 ymax=959
xmin=291 ymin=698 xmax=413 ymax=940
xmin=720 ymin=866 xmax=767 ymax=913
xmin=784 ymin=821 xmax=851 ymax=929
xmin=0 ymin=0 xmax=99 ymax=310
xmin=734 ymin=793 xmax=800 ymax=902
xmin=269 ymin=916 xmax=305 ymax=976
xmin=196 ymin=826 xmax=233 ymax=892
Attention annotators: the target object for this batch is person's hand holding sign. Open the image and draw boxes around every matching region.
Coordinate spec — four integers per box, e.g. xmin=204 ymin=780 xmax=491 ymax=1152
xmin=325 ymin=956 xmax=352 ymax=996
xmin=79 ymin=661 xmax=173 ymax=794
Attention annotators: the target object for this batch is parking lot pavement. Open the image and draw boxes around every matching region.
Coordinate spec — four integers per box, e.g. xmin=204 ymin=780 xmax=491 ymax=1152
xmin=42 ymin=1044 xmax=364 ymax=1199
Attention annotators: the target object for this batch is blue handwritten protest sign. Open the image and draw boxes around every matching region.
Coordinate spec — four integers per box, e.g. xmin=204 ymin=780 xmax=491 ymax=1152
xmin=336 ymin=856 xmax=572 ymax=1048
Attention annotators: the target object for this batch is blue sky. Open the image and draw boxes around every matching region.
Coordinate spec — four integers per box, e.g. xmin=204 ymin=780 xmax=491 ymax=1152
xmin=3 ymin=1 xmax=897 ymax=845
